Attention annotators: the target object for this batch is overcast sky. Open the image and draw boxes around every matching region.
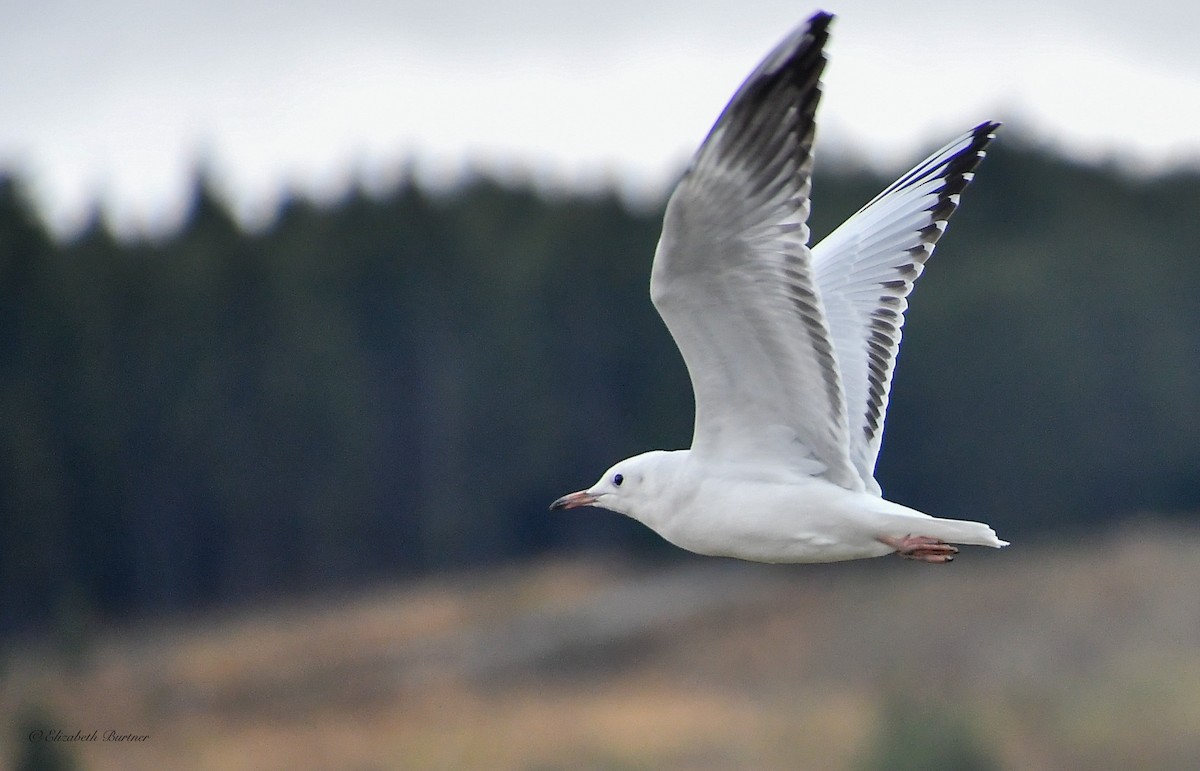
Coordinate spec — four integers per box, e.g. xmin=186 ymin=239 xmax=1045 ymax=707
xmin=4 ymin=0 xmax=1200 ymax=236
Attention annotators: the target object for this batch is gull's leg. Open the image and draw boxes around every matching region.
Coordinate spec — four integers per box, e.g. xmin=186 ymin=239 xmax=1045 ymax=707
xmin=877 ymin=534 xmax=958 ymax=564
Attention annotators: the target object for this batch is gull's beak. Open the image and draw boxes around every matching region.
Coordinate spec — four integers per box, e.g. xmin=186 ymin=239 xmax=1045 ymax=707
xmin=549 ymin=490 xmax=598 ymax=511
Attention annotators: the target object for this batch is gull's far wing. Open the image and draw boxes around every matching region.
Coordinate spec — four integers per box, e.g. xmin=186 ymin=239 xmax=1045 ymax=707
xmin=650 ymin=12 xmax=862 ymax=490
xmin=811 ymin=122 xmax=999 ymax=494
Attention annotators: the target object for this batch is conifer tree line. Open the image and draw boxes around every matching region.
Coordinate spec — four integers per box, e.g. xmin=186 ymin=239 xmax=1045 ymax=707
xmin=3 ymin=141 xmax=1199 ymax=633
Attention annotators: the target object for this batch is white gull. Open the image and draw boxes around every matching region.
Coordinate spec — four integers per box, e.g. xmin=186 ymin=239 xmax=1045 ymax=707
xmin=551 ymin=11 xmax=1009 ymax=563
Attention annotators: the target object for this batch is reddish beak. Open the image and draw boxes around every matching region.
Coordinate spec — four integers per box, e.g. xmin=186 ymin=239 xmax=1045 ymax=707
xmin=549 ymin=490 xmax=599 ymax=511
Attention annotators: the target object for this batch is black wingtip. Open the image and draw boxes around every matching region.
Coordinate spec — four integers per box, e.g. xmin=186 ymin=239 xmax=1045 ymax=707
xmin=860 ymin=122 xmax=999 ymax=213
xmin=959 ymin=121 xmax=1002 ymax=171
xmin=934 ymin=124 xmax=999 ymax=200
xmin=750 ymin=11 xmax=834 ymax=106
xmin=805 ymin=11 xmax=835 ymax=46
xmin=689 ymin=9 xmax=835 ymax=174
xmin=809 ymin=11 xmax=835 ymax=27
xmin=969 ymin=121 xmax=998 ymax=147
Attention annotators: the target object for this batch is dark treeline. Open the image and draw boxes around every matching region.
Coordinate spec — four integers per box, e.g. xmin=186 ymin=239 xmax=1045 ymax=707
xmin=3 ymin=141 xmax=1200 ymax=634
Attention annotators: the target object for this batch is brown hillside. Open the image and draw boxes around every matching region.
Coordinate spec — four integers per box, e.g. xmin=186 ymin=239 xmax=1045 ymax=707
xmin=4 ymin=520 xmax=1199 ymax=770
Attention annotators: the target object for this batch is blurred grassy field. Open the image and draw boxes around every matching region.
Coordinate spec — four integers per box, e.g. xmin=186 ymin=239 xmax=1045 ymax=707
xmin=3 ymin=519 xmax=1199 ymax=770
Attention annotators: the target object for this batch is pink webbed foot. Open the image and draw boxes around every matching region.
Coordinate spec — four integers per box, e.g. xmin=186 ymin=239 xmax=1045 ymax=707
xmin=877 ymin=534 xmax=959 ymax=564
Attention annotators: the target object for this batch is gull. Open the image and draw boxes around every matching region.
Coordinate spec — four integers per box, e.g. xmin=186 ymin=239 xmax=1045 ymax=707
xmin=550 ymin=11 xmax=1008 ymax=563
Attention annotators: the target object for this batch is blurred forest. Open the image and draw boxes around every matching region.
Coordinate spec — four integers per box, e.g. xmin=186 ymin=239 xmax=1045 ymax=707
xmin=3 ymin=139 xmax=1199 ymax=635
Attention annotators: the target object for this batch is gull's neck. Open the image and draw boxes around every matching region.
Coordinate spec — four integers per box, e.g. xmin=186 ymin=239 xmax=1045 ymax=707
xmin=626 ymin=448 xmax=693 ymax=531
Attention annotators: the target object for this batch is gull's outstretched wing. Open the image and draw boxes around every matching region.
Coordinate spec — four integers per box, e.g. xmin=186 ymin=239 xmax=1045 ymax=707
xmin=812 ymin=122 xmax=999 ymax=494
xmin=650 ymin=12 xmax=863 ymax=490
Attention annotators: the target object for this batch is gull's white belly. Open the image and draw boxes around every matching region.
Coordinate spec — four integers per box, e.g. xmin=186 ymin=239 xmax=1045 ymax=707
xmin=649 ymin=475 xmax=904 ymax=564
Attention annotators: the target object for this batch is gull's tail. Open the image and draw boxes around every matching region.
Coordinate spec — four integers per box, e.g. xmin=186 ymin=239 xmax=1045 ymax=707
xmin=920 ymin=516 xmax=1009 ymax=548
xmin=884 ymin=511 xmax=1010 ymax=548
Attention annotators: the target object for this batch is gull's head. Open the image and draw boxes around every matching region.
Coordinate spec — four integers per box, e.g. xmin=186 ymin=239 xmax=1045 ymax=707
xmin=549 ymin=450 xmax=677 ymax=519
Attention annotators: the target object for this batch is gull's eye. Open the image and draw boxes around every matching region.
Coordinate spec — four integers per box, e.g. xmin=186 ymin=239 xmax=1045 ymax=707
xmin=613 ymin=473 xmax=624 ymax=487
